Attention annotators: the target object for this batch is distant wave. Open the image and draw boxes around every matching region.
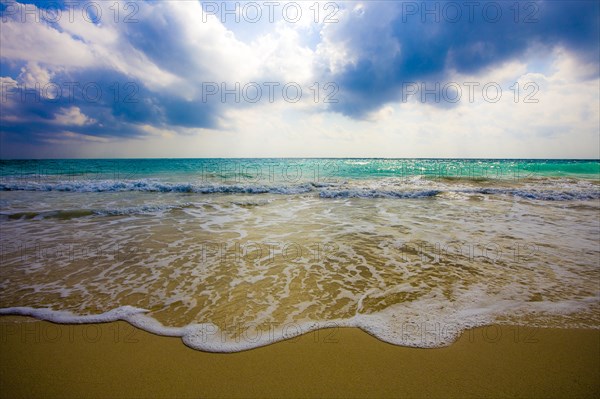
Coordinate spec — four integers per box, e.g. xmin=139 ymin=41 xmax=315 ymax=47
xmin=466 ymin=188 xmax=600 ymax=201
xmin=0 ymin=180 xmax=316 ymax=194
xmin=0 ymin=203 xmax=198 ymax=220
xmin=319 ymin=189 xmax=441 ymax=199
xmin=1 ymin=179 xmax=598 ymax=201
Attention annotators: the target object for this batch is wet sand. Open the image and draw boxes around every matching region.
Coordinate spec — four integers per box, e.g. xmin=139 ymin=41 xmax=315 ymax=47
xmin=0 ymin=317 xmax=598 ymax=398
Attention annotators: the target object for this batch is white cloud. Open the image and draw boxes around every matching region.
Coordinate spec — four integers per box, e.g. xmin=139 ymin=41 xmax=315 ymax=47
xmin=0 ymin=16 xmax=96 ymax=67
xmin=252 ymin=22 xmax=315 ymax=84
xmin=53 ymin=107 xmax=96 ymax=126
xmin=18 ymin=62 xmax=53 ymax=88
xmin=0 ymin=1 xmax=597 ymax=158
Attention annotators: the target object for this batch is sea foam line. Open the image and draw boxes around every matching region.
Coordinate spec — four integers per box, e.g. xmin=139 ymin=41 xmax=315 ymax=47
xmin=0 ymin=305 xmax=471 ymax=351
xmin=0 ymin=180 xmax=317 ymax=194
xmin=1 ymin=297 xmax=598 ymax=352
xmin=0 ymin=306 xmax=353 ymax=352
xmin=1 ymin=179 xmax=598 ymax=201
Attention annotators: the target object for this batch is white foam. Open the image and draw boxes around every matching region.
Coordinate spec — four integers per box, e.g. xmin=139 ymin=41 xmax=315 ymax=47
xmin=1 ymin=294 xmax=597 ymax=352
xmin=319 ymin=189 xmax=441 ymax=199
xmin=0 ymin=180 xmax=316 ymax=195
xmin=0 ymin=306 xmax=351 ymax=352
xmin=2 ymin=177 xmax=599 ymax=202
xmin=0 ymin=305 xmax=147 ymax=323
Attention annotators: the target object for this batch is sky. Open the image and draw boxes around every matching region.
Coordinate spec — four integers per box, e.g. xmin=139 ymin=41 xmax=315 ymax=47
xmin=0 ymin=0 xmax=599 ymax=159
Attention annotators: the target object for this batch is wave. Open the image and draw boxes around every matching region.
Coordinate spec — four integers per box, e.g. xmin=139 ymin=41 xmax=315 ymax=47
xmin=1 ymin=296 xmax=597 ymax=352
xmin=0 ymin=180 xmax=316 ymax=194
xmin=319 ymin=187 xmax=599 ymax=201
xmin=466 ymin=188 xmax=600 ymax=201
xmin=0 ymin=306 xmax=348 ymax=352
xmin=319 ymin=189 xmax=441 ymax=199
xmin=1 ymin=179 xmax=598 ymax=201
xmin=0 ymin=203 xmax=199 ymax=221
xmin=0 ymin=209 xmax=95 ymax=220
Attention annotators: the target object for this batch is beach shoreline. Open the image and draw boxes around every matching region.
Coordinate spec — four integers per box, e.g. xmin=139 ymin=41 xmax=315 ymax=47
xmin=1 ymin=317 xmax=598 ymax=398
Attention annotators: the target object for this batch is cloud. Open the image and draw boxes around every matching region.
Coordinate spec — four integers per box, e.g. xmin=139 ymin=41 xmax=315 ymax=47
xmin=53 ymin=106 xmax=95 ymax=126
xmin=0 ymin=0 xmax=331 ymax=149
xmin=0 ymin=0 xmax=598 ymax=158
xmin=0 ymin=0 xmax=250 ymax=145
xmin=315 ymin=0 xmax=600 ymax=117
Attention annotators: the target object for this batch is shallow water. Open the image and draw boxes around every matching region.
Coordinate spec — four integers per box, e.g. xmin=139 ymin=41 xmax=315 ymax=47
xmin=1 ymin=159 xmax=598 ymax=351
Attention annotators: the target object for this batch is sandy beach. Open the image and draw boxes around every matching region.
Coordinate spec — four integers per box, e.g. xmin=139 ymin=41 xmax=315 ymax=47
xmin=0 ymin=317 xmax=598 ymax=398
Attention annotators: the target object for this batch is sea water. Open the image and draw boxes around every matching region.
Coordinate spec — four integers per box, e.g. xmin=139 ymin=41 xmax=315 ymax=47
xmin=0 ymin=159 xmax=598 ymax=351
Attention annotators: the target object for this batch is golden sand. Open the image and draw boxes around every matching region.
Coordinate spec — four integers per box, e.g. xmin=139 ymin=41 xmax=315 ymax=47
xmin=0 ymin=317 xmax=598 ymax=398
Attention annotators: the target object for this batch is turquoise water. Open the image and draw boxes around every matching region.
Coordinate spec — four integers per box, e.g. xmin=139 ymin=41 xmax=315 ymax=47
xmin=0 ymin=158 xmax=598 ymax=351
xmin=1 ymin=159 xmax=599 ymax=183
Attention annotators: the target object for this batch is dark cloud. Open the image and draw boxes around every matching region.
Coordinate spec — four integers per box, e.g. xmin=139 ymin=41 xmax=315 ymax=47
xmin=0 ymin=65 xmax=220 ymax=144
xmin=323 ymin=0 xmax=600 ymax=117
xmin=0 ymin=0 xmax=234 ymax=148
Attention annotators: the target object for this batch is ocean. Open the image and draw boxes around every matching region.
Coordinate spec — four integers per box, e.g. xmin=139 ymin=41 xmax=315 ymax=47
xmin=0 ymin=158 xmax=598 ymax=351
